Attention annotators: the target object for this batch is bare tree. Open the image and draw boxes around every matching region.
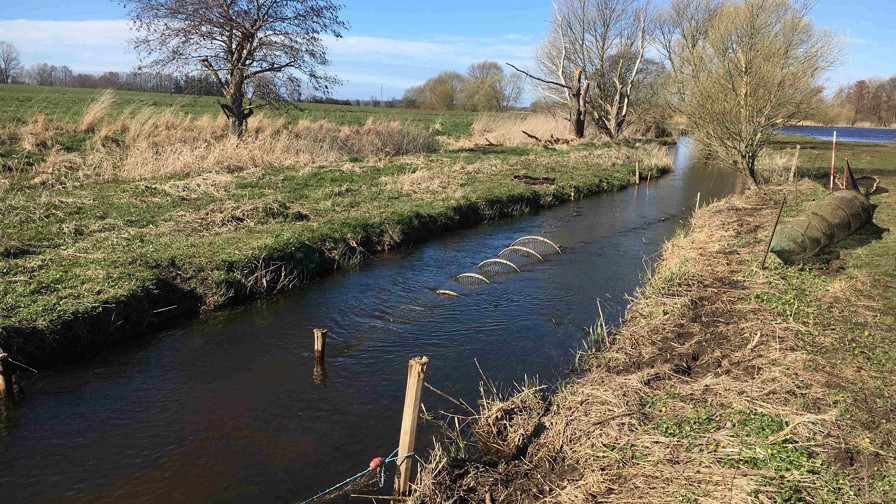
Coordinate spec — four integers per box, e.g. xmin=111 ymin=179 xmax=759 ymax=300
xmin=509 ymin=0 xmax=651 ymax=139
xmin=0 ymin=41 xmax=22 ymax=84
xmin=26 ymin=63 xmax=55 ymax=86
xmin=120 ymin=0 xmax=347 ymax=137
xmin=660 ymin=0 xmax=838 ymax=185
xmin=462 ymin=61 xmax=523 ymax=111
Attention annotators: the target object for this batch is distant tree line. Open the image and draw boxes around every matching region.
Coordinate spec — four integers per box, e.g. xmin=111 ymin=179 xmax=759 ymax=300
xmin=0 ymin=41 xmax=224 ymax=95
xmin=818 ymin=77 xmax=896 ymax=127
xmin=402 ymin=61 xmax=523 ymax=111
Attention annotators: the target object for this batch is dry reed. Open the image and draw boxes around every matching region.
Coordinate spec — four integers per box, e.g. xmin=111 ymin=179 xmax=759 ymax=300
xmin=13 ymin=94 xmax=435 ymax=183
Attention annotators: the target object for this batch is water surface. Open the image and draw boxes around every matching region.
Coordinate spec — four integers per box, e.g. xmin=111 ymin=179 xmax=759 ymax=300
xmin=780 ymin=125 xmax=896 ymax=143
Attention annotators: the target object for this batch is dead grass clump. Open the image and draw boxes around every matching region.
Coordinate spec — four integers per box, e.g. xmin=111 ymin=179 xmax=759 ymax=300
xmin=20 ymin=114 xmax=55 ymax=151
xmin=78 ymin=90 xmax=115 ymax=133
xmin=382 ymin=159 xmax=502 ymax=198
xmin=31 ymin=148 xmax=85 ymax=187
xmin=469 ymin=112 xmax=580 ymax=146
xmin=156 ymin=172 xmax=236 ymax=199
xmin=473 ymin=378 xmax=548 ymax=463
xmin=754 ymin=150 xmax=795 ymax=185
xmin=165 ymin=199 xmax=309 ymax=234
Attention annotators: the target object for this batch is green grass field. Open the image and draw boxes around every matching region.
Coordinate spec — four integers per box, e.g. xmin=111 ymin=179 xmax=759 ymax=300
xmin=0 ymin=84 xmax=477 ymax=137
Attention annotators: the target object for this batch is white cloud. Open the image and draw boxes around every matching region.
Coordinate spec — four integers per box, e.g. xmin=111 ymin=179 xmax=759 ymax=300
xmin=0 ymin=19 xmax=536 ymax=97
xmin=326 ymin=34 xmax=534 ymax=68
xmin=0 ymin=19 xmax=137 ymax=72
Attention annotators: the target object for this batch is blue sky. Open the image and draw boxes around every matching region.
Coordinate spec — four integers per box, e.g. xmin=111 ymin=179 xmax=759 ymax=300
xmin=1 ymin=0 xmax=894 ymax=100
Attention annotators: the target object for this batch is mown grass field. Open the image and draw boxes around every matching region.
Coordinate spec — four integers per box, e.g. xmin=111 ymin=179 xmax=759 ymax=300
xmin=0 ymin=84 xmax=671 ymax=365
xmin=417 ymin=137 xmax=896 ymax=503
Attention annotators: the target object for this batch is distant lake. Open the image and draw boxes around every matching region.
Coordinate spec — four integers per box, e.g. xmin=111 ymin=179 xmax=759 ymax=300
xmin=780 ymin=125 xmax=896 ymax=143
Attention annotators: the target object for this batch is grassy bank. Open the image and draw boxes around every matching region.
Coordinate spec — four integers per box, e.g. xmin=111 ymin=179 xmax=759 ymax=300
xmin=0 ymin=89 xmax=672 ymax=366
xmin=415 ymin=140 xmax=896 ymax=502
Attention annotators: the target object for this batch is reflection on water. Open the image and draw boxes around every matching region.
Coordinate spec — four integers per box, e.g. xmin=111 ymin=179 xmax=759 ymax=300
xmin=0 ymin=140 xmax=746 ymax=503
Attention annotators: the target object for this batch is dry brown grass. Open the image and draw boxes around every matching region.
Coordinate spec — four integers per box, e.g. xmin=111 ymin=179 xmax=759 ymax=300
xmin=78 ymin=89 xmax=115 ymax=133
xmin=413 ymin=182 xmax=896 ymax=503
xmin=468 ymin=113 xmax=579 ymax=146
xmin=11 ymin=94 xmax=435 ymax=183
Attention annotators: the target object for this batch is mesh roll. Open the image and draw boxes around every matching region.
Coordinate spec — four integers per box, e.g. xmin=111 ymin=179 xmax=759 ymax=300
xmin=770 ymin=190 xmax=873 ymax=264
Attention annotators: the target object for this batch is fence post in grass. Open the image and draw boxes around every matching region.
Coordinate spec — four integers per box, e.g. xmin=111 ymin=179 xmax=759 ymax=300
xmin=789 ymin=145 xmax=801 ymax=183
xmin=394 ymin=356 xmax=429 ymax=496
xmin=635 ymin=160 xmax=640 ymax=185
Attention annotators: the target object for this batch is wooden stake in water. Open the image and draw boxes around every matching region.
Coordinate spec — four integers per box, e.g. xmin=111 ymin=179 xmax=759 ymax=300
xmin=0 ymin=352 xmax=8 ymax=400
xmin=313 ymin=328 xmax=327 ymax=362
xmin=635 ymin=161 xmax=640 ymax=185
xmin=829 ymin=131 xmax=837 ymax=193
xmin=695 ymin=192 xmax=701 ymax=211
xmin=394 ymin=356 xmax=429 ymax=496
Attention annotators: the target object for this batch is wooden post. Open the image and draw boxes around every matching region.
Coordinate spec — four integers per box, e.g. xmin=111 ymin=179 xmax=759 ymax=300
xmin=695 ymin=192 xmax=701 ymax=211
xmin=0 ymin=353 xmax=8 ymax=401
xmin=635 ymin=161 xmax=640 ymax=185
xmin=842 ymin=159 xmax=849 ymax=190
xmin=313 ymin=329 xmax=327 ymax=362
xmin=394 ymin=356 xmax=429 ymax=496
xmin=789 ymin=145 xmax=801 ymax=183
xmin=761 ymin=196 xmax=787 ymax=270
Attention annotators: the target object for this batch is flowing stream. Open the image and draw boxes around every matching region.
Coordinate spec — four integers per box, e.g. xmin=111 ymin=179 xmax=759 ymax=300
xmin=0 ymin=139 xmax=748 ymax=503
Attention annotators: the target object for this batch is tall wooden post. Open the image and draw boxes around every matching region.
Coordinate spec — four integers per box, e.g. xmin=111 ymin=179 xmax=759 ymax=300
xmin=313 ymin=329 xmax=327 ymax=362
xmin=0 ymin=353 xmax=8 ymax=401
xmin=635 ymin=161 xmax=640 ymax=185
xmin=394 ymin=356 xmax=429 ymax=496
xmin=789 ymin=145 xmax=801 ymax=183
xmin=312 ymin=329 xmax=328 ymax=384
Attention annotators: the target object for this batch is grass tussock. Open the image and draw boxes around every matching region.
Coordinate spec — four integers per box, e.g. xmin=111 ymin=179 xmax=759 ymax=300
xmin=413 ymin=180 xmax=896 ymax=503
xmin=7 ymin=93 xmax=435 ymax=183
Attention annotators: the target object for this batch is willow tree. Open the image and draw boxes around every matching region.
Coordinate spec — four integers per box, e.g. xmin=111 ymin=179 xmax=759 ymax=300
xmin=120 ymin=0 xmax=347 ymax=137
xmin=510 ymin=0 xmax=651 ymax=139
xmin=659 ymin=0 xmax=837 ymax=184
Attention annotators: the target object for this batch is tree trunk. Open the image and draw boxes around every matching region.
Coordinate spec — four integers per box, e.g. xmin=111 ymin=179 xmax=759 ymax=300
xmin=571 ymin=97 xmax=586 ymax=138
xmin=220 ymin=78 xmax=252 ymax=139
xmin=746 ymin=156 xmax=760 ymax=186
xmin=229 ymin=90 xmax=247 ymax=138
xmin=569 ymin=68 xmax=589 ymax=139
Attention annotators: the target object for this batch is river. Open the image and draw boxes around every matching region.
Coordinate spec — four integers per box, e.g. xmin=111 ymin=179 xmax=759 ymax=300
xmin=0 ymin=139 xmax=747 ymax=503
xmin=780 ymin=125 xmax=896 ymax=143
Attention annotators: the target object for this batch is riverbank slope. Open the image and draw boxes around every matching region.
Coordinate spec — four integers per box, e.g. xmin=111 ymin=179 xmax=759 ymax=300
xmin=415 ymin=145 xmax=896 ymax=502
